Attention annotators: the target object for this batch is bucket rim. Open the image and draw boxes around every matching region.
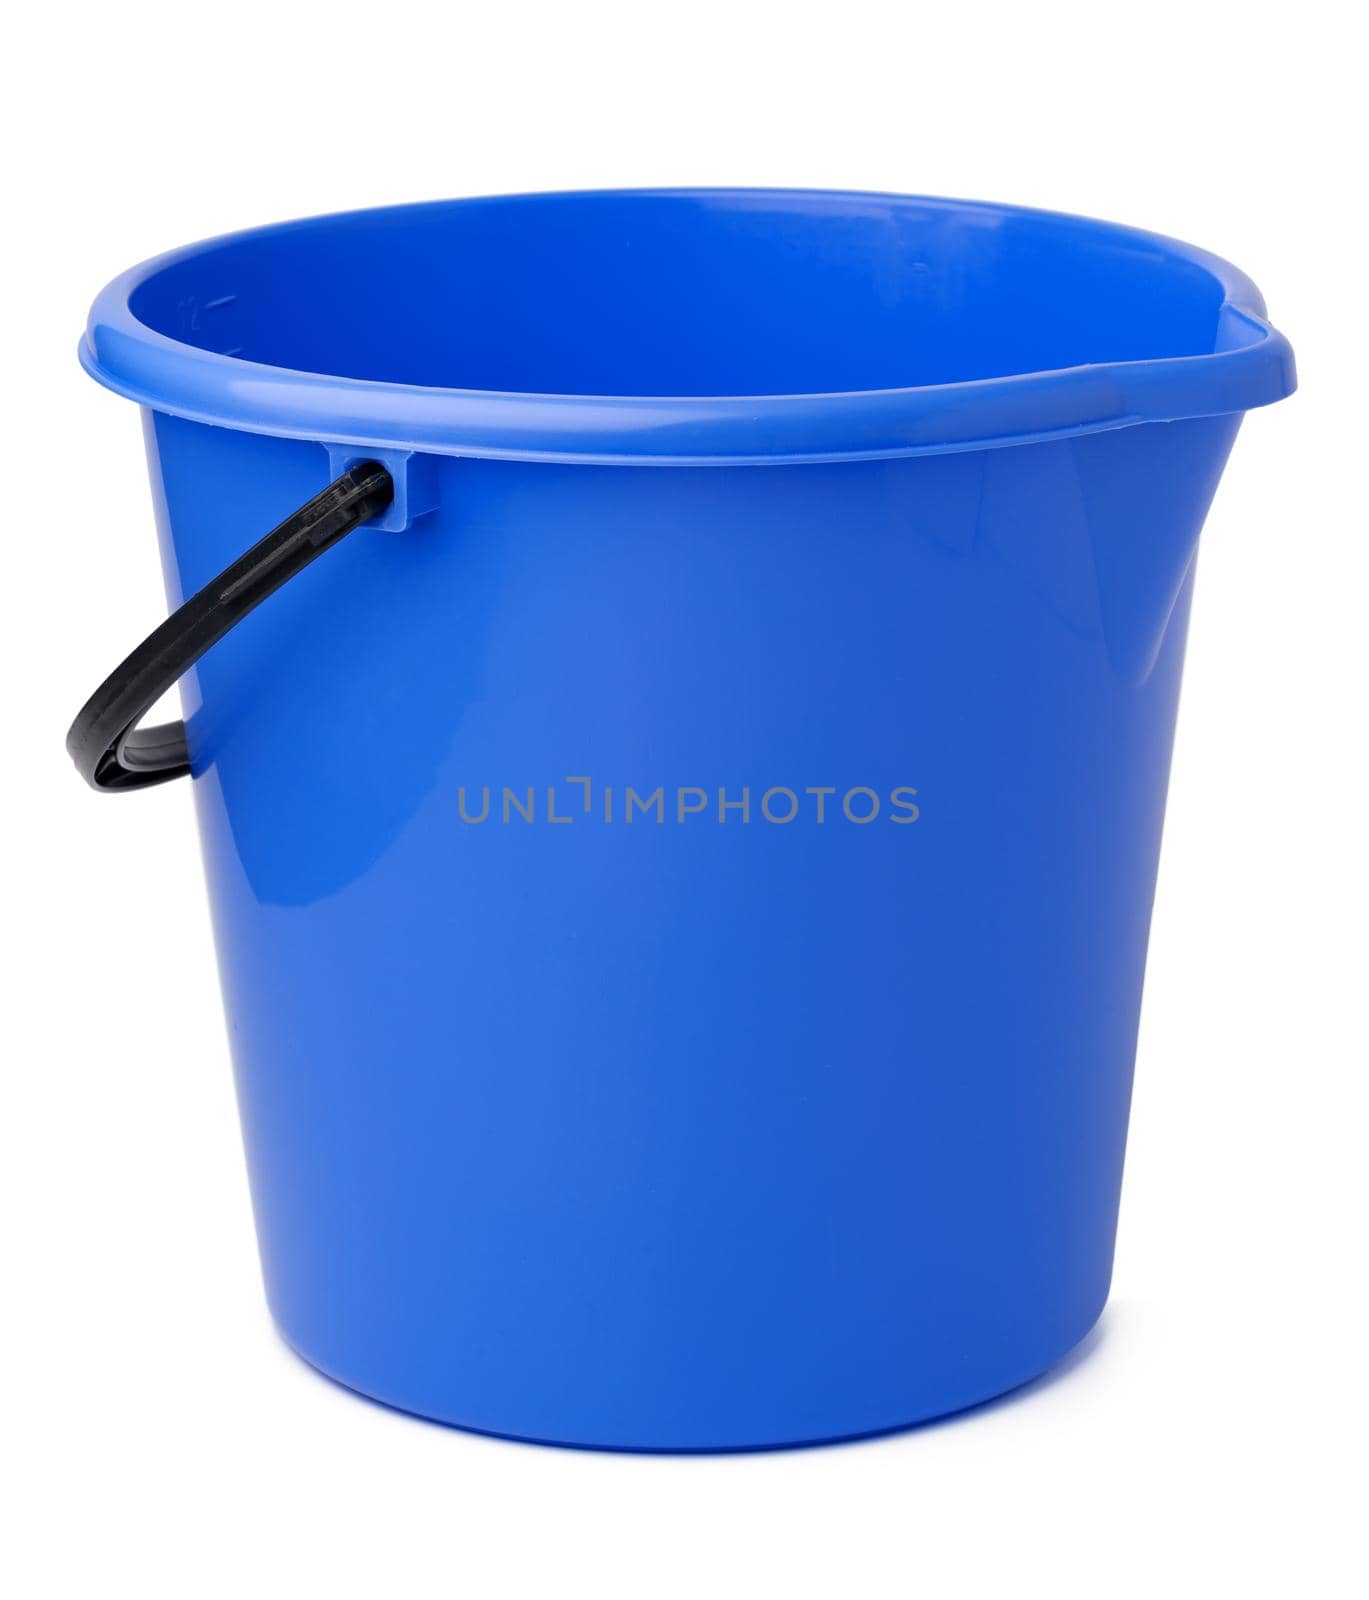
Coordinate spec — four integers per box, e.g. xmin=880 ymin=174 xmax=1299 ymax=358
xmin=80 ymin=187 xmax=1296 ymax=465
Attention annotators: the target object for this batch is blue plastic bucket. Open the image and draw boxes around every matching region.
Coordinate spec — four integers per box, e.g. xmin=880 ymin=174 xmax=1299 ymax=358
xmin=76 ymin=190 xmax=1294 ymax=1449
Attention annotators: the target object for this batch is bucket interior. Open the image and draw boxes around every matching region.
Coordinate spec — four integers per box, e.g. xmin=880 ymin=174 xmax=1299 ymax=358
xmin=127 ymin=192 xmax=1229 ymax=399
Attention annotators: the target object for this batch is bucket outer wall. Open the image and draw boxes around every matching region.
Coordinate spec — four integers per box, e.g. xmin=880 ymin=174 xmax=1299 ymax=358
xmin=142 ymin=404 xmax=1238 ymax=1449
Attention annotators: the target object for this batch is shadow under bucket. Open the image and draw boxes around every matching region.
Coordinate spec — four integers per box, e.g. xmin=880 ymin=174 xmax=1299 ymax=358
xmin=72 ymin=190 xmax=1294 ymax=1449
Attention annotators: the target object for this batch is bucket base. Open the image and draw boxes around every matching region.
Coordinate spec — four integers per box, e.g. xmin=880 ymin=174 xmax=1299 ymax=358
xmin=271 ymin=1309 xmax=1107 ymax=1454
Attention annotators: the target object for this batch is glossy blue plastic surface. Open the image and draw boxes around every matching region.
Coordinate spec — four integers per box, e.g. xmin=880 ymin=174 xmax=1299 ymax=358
xmin=85 ymin=191 xmax=1293 ymax=1449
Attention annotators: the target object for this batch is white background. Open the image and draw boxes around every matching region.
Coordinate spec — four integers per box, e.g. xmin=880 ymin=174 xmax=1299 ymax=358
xmin=3 ymin=3 xmax=1364 ymax=1595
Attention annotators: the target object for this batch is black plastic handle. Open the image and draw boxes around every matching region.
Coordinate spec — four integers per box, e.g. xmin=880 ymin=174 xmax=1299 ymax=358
xmin=67 ymin=462 xmax=394 ymax=792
